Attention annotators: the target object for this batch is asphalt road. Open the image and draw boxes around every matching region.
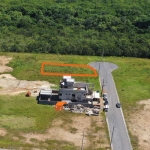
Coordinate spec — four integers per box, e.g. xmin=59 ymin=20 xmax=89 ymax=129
xmin=89 ymin=62 xmax=133 ymax=150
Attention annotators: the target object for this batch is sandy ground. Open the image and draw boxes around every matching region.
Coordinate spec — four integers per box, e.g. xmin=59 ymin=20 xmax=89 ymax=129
xmin=0 ymin=74 xmax=55 ymax=96
xmin=21 ymin=116 xmax=90 ymax=147
xmin=0 ymin=128 xmax=7 ymax=136
xmin=128 ymin=99 xmax=150 ymax=150
xmin=0 ymin=56 xmax=13 ymax=73
xmin=21 ymin=116 xmax=109 ymax=149
xmin=0 ymin=56 xmax=55 ymax=96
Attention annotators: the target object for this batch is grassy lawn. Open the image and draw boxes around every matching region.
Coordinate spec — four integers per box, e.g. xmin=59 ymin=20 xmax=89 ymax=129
xmin=0 ymin=94 xmax=109 ymax=150
xmin=106 ymin=57 xmax=150 ymax=108
xmin=0 ymin=52 xmax=150 ymax=149
xmin=3 ymin=53 xmax=149 ymax=106
xmin=4 ymin=53 xmax=100 ymax=90
xmin=0 ymin=94 xmax=57 ymax=132
xmin=44 ymin=64 xmax=94 ymax=74
xmin=0 ymin=94 xmax=81 ymax=149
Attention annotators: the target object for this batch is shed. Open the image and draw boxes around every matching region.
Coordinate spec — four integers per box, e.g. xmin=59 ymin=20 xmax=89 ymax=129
xmin=55 ymin=102 xmax=67 ymax=111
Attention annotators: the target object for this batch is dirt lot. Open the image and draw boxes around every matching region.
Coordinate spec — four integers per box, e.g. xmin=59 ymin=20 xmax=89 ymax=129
xmin=0 ymin=56 xmax=55 ymax=95
xmin=128 ymin=99 xmax=150 ymax=150
xmin=0 ymin=74 xmax=55 ymax=96
xmin=20 ymin=116 xmax=109 ymax=149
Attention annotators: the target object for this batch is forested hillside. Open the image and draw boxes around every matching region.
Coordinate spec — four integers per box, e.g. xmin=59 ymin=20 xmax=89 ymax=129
xmin=0 ymin=0 xmax=150 ymax=58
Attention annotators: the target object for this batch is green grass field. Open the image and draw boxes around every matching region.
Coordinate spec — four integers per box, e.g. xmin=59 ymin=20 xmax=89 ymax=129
xmin=44 ymin=65 xmax=94 ymax=74
xmin=4 ymin=53 xmax=101 ymax=90
xmin=4 ymin=52 xmax=149 ymax=106
xmin=0 ymin=52 xmax=150 ymax=149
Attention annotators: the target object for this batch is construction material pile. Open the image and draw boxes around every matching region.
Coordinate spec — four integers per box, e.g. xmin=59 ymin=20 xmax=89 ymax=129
xmin=63 ymin=104 xmax=100 ymax=116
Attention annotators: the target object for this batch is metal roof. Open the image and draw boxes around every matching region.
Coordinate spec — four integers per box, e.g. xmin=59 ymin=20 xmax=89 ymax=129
xmin=40 ymin=89 xmax=52 ymax=95
xmin=93 ymin=91 xmax=100 ymax=98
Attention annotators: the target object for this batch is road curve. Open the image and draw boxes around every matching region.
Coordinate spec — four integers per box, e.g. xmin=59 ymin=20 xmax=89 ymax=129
xmin=89 ymin=62 xmax=133 ymax=150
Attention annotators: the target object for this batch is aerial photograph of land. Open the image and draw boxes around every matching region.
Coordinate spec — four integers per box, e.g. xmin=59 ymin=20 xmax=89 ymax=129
xmin=0 ymin=0 xmax=150 ymax=150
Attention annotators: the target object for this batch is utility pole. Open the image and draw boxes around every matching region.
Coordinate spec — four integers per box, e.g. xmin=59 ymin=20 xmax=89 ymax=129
xmin=110 ymin=126 xmax=115 ymax=149
xmin=102 ymin=49 xmax=104 ymax=61
xmin=99 ymin=63 xmax=100 ymax=72
xmin=81 ymin=131 xmax=85 ymax=150
xmin=101 ymin=78 xmax=104 ymax=96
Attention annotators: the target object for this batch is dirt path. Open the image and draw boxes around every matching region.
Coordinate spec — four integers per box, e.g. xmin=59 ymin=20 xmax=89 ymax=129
xmin=0 ymin=56 xmax=13 ymax=73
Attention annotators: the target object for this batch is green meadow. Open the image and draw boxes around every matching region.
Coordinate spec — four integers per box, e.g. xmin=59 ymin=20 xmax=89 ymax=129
xmin=0 ymin=52 xmax=150 ymax=149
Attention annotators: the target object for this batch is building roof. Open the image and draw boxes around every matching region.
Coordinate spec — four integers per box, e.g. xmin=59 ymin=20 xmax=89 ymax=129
xmin=40 ymin=89 xmax=52 ymax=95
xmin=93 ymin=91 xmax=100 ymax=98
xmin=63 ymin=76 xmax=71 ymax=79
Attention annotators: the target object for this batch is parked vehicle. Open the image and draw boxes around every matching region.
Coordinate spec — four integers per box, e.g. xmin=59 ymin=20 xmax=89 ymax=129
xmin=104 ymin=101 xmax=108 ymax=105
xmin=116 ymin=103 xmax=121 ymax=108
xmin=103 ymin=93 xmax=107 ymax=97
xmin=103 ymin=96 xmax=108 ymax=101
xmin=103 ymin=105 xmax=109 ymax=112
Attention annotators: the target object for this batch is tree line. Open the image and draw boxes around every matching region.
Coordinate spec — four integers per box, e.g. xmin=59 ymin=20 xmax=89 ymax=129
xmin=0 ymin=0 xmax=150 ymax=58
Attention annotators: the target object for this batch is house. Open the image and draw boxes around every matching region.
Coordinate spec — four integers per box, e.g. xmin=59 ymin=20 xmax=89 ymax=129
xmin=37 ymin=76 xmax=100 ymax=107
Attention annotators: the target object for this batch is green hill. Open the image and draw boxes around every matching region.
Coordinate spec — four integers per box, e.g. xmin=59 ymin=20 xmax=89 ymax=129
xmin=0 ymin=0 xmax=150 ymax=58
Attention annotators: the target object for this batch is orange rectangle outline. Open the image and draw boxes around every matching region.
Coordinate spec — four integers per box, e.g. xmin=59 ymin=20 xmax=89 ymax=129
xmin=40 ymin=62 xmax=98 ymax=77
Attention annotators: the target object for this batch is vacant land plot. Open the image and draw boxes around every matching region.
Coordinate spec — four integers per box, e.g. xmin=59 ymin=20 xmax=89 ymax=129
xmin=0 ymin=74 xmax=55 ymax=95
xmin=128 ymin=99 xmax=150 ymax=150
xmin=0 ymin=97 xmax=110 ymax=149
xmin=0 ymin=94 xmax=110 ymax=150
xmin=0 ymin=55 xmax=110 ymax=149
xmin=0 ymin=56 xmax=55 ymax=95
xmin=0 ymin=53 xmax=150 ymax=150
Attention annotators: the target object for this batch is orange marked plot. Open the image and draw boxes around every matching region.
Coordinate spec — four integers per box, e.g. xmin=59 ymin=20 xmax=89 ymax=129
xmin=41 ymin=62 xmax=98 ymax=77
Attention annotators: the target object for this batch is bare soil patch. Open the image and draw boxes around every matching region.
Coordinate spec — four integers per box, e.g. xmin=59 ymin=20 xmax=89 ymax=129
xmin=0 ymin=56 xmax=55 ymax=95
xmin=0 ymin=74 xmax=55 ymax=95
xmin=128 ymin=99 xmax=150 ymax=150
xmin=0 ymin=56 xmax=12 ymax=65
xmin=0 ymin=128 xmax=7 ymax=136
xmin=21 ymin=115 xmax=109 ymax=149
xmin=0 ymin=56 xmax=13 ymax=73
xmin=21 ymin=116 xmax=90 ymax=147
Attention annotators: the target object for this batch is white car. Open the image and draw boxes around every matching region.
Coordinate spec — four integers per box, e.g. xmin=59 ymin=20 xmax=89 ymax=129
xmin=103 ymin=105 xmax=109 ymax=112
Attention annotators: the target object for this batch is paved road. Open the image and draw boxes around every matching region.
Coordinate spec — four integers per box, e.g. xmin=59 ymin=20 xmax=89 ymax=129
xmin=89 ymin=62 xmax=133 ymax=150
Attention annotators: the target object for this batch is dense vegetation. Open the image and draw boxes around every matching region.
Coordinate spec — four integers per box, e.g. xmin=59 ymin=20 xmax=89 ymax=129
xmin=0 ymin=0 xmax=150 ymax=58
